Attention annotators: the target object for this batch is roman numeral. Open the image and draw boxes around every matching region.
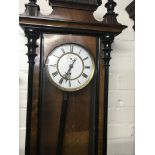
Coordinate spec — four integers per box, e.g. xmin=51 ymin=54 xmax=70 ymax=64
xmin=83 ymin=57 xmax=88 ymax=61
xmin=61 ymin=48 xmax=65 ymax=54
xmin=53 ymin=54 xmax=60 ymax=58
xmin=50 ymin=64 xmax=57 ymax=67
xmin=84 ymin=66 xmax=90 ymax=69
xmin=82 ymin=73 xmax=88 ymax=78
xmin=78 ymin=80 xmax=81 ymax=84
xmin=52 ymin=71 xmax=58 ymax=77
xmin=70 ymin=45 xmax=73 ymax=52
xmin=79 ymin=49 xmax=82 ymax=54
xmin=69 ymin=80 xmax=71 ymax=87
xmin=59 ymin=78 xmax=64 ymax=85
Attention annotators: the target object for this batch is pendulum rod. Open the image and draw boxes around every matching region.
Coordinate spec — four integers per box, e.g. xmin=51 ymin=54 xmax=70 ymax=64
xmin=56 ymin=92 xmax=69 ymax=155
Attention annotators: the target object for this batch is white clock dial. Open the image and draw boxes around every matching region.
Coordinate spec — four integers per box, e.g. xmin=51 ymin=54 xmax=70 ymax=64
xmin=46 ymin=43 xmax=95 ymax=92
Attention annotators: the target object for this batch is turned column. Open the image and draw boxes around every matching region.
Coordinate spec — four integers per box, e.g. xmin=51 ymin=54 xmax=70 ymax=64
xmin=101 ymin=33 xmax=114 ymax=155
xmin=101 ymin=0 xmax=118 ymax=154
xmin=25 ymin=28 xmax=40 ymax=155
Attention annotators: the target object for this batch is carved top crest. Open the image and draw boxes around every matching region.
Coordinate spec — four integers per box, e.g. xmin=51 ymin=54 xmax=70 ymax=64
xmin=49 ymin=0 xmax=102 ymax=11
xmin=20 ymin=0 xmax=127 ymax=36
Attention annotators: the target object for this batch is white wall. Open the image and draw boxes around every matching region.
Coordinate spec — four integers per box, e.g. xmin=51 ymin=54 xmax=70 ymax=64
xmin=19 ymin=0 xmax=135 ymax=155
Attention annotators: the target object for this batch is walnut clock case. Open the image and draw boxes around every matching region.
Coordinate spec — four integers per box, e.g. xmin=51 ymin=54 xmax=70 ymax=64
xmin=19 ymin=0 xmax=127 ymax=155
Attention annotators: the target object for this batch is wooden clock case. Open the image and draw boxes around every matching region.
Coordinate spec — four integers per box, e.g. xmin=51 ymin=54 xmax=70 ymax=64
xmin=19 ymin=0 xmax=126 ymax=155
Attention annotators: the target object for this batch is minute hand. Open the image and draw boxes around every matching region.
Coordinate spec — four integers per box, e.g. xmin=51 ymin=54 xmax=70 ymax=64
xmin=67 ymin=58 xmax=77 ymax=73
xmin=65 ymin=58 xmax=77 ymax=80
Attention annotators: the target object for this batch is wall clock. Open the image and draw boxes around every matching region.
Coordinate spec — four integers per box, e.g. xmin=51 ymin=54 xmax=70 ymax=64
xmin=19 ymin=0 xmax=127 ymax=155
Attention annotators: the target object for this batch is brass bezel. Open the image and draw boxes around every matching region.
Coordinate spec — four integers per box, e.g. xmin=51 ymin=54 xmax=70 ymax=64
xmin=45 ymin=43 xmax=95 ymax=92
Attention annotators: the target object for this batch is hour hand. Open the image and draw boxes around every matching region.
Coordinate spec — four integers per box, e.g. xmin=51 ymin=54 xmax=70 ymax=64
xmin=63 ymin=72 xmax=71 ymax=82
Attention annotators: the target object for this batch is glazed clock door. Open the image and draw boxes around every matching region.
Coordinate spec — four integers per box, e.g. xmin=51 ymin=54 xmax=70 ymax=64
xmin=33 ymin=33 xmax=103 ymax=155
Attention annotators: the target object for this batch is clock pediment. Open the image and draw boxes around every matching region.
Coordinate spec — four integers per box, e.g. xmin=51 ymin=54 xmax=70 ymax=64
xmin=49 ymin=0 xmax=102 ymax=7
xmin=49 ymin=0 xmax=102 ymax=13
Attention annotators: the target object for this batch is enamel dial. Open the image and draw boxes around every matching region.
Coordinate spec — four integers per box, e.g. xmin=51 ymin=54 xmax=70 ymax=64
xmin=46 ymin=43 xmax=95 ymax=92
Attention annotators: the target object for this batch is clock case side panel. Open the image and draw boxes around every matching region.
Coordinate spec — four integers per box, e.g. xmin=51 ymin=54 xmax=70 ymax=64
xmin=37 ymin=34 xmax=64 ymax=155
xmin=32 ymin=33 xmax=103 ymax=155
xmin=89 ymin=37 xmax=103 ymax=155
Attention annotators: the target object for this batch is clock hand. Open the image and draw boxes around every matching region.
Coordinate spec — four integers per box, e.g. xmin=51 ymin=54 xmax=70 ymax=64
xmin=64 ymin=73 xmax=71 ymax=83
xmin=64 ymin=58 xmax=77 ymax=82
xmin=67 ymin=58 xmax=77 ymax=73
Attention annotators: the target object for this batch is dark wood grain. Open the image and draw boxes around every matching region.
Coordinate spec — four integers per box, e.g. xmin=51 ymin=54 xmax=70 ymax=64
xmin=37 ymin=32 xmax=44 ymax=155
xmin=49 ymin=0 xmax=102 ymax=11
xmin=89 ymin=37 xmax=100 ymax=155
xmin=50 ymin=0 xmax=100 ymax=5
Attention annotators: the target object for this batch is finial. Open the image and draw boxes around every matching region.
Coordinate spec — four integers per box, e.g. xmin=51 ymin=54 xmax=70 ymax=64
xmin=24 ymin=0 xmax=40 ymax=16
xmin=105 ymin=0 xmax=117 ymax=15
xmin=29 ymin=0 xmax=37 ymax=2
xmin=103 ymin=0 xmax=119 ymax=25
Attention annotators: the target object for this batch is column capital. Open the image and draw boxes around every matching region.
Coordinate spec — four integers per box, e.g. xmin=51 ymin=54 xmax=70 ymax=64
xmin=101 ymin=34 xmax=115 ymax=66
xmin=25 ymin=28 xmax=40 ymax=64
